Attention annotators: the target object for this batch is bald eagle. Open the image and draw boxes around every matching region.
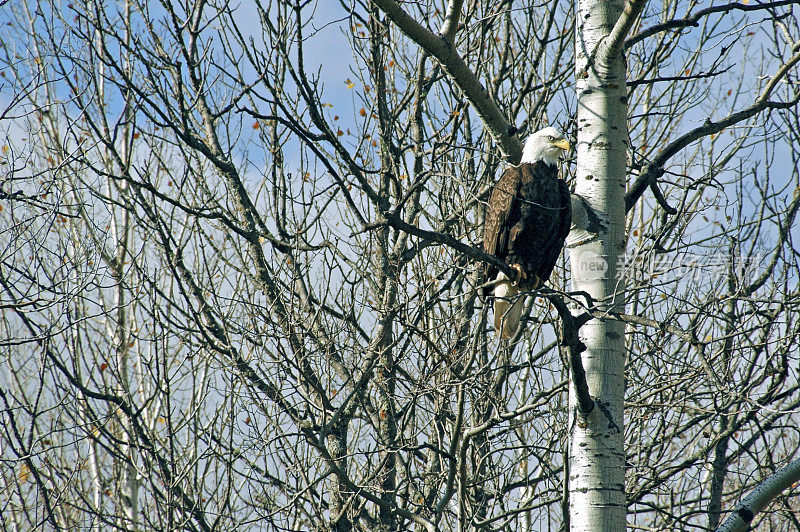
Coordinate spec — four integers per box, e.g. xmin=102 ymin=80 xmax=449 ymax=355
xmin=483 ymin=127 xmax=571 ymax=339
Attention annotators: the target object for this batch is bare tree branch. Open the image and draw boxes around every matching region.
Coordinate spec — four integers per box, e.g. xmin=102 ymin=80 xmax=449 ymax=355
xmin=626 ymin=0 xmax=800 ymax=49
xmin=627 ymin=45 xmax=800 ymax=212
xmin=716 ymin=457 xmax=800 ymax=532
xmin=371 ymin=0 xmax=523 ymax=161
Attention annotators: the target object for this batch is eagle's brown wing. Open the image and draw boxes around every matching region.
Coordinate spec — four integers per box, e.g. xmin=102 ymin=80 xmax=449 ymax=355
xmin=483 ymin=166 xmax=521 ymax=296
xmin=536 ymin=177 xmax=572 ymax=282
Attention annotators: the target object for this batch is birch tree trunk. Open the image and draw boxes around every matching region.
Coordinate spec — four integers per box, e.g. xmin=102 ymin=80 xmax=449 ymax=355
xmin=568 ymin=0 xmax=636 ymax=528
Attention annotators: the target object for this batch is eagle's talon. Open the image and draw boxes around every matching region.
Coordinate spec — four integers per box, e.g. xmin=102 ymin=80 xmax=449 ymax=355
xmin=510 ymin=264 xmax=526 ymax=283
xmin=530 ymin=273 xmax=542 ymax=289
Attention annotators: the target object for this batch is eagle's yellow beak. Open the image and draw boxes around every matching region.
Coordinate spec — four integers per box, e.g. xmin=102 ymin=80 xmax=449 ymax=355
xmin=553 ymin=138 xmax=571 ymax=151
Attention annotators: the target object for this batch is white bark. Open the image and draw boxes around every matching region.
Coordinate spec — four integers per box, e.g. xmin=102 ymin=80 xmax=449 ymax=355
xmin=716 ymin=458 xmax=800 ymax=532
xmin=116 ymin=3 xmax=139 ymax=527
xmin=567 ymin=0 xmax=633 ymax=529
xmin=87 ymin=404 xmax=103 ymax=532
xmin=116 ymin=296 xmax=139 ymax=532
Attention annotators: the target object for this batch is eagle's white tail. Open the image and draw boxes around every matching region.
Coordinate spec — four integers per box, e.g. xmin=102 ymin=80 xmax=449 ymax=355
xmin=493 ymin=273 xmax=524 ymax=339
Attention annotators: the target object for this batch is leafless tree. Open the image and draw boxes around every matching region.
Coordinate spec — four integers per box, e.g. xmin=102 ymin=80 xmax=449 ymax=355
xmin=1 ymin=1 xmax=799 ymax=530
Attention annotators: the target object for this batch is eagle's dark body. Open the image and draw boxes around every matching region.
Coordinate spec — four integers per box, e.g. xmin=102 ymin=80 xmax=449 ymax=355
xmin=483 ymin=161 xmax=571 ymax=298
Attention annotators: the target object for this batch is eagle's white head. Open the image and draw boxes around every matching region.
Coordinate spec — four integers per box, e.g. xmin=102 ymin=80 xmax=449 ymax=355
xmin=520 ymin=126 xmax=570 ymax=166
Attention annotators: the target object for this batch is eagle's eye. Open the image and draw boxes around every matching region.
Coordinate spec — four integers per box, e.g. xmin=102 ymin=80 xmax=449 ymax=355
xmin=547 ymin=135 xmax=555 ymax=141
